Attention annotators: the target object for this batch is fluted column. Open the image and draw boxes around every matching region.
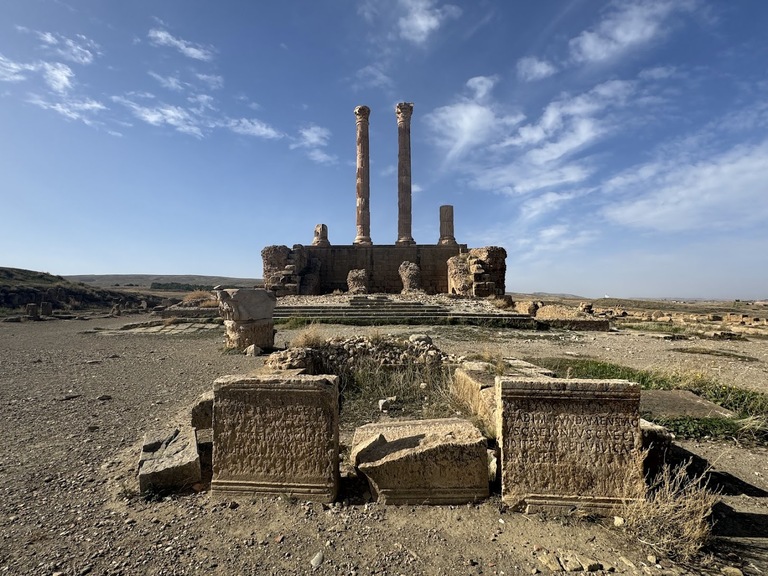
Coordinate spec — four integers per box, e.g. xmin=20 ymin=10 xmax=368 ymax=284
xmin=354 ymin=105 xmax=372 ymax=246
xmin=438 ymin=205 xmax=457 ymax=245
xmin=396 ymin=102 xmax=415 ymax=246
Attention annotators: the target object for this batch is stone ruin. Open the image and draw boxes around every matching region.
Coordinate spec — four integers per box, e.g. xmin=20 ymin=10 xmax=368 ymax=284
xmin=138 ymin=329 xmax=652 ymax=515
xmin=262 ymin=103 xmax=506 ymax=297
xmin=214 ymin=288 xmax=276 ymax=351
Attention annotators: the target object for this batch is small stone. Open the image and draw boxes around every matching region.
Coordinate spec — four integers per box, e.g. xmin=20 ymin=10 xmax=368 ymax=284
xmin=97 ymin=395 xmax=112 ymax=401
xmin=228 ymin=501 xmax=239 ymax=510
xmin=378 ymin=396 xmax=397 ymax=411
xmin=721 ymin=568 xmax=744 ymax=576
xmin=648 ymin=555 xmax=657 ymax=564
xmin=311 ymin=551 xmax=324 ymax=568
xmin=244 ymin=344 xmax=262 ymax=357
xmin=613 ymin=516 xmax=625 ymax=527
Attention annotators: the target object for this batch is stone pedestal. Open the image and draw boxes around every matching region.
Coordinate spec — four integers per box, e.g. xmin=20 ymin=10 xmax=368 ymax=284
xmin=212 ymin=374 xmax=339 ymax=502
xmin=216 ymin=288 xmax=276 ymax=350
xmin=354 ymin=105 xmax=373 ymax=245
xmin=312 ymin=223 xmax=330 ymax=247
xmin=497 ymin=377 xmax=644 ymax=514
xmin=396 ymin=102 xmax=415 ymax=246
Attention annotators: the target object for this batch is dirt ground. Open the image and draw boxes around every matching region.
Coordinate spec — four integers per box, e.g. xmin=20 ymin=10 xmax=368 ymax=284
xmin=1 ymin=312 xmax=766 ymax=575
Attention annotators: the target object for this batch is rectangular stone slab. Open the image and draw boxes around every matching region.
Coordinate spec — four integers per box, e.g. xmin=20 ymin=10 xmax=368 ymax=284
xmin=211 ymin=373 xmax=339 ymax=503
xmin=497 ymin=377 xmax=643 ymax=514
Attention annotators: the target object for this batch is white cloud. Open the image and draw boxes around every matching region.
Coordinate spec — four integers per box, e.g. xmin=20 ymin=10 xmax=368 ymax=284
xmin=412 ymin=183 xmax=424 ymax=193
xmin=354 ymin=64 xmax=393 ymax=90
xmin=148 ymin=71 xmax=184 ymax=91
xmin=638 ymin=65 xmax=677 ymax=80
xmin=603 ymin=140 xmax=768 ymax=232
xmin=290 ymin=124 xmax=337 ymax=164
xmin=466 ymin=75 xmax=497 ymax=100
xmin=516 ymin=56 xmax=557 ymax=82
xmin=227 ymin=118 xmax=283 ymax=139
xmin=397 ymin=0 xmax=462 ymax=45
xmin=113 ymin=96 xmax=203 ymax=137
xmin=196 ymin=73 xmax=223 ymax=90
xmin=519 ymin=191 xmax=582 ymax=221
xmin=0 ymin=54 xmax=35 ymax=82
xmin=28 ymin=94 xmax=105 ymax=125
xmin=147 ymin=29 xmax=214 ymax=61
xmin=42 ymin=62 xmax=74 ymax=93
xmin=569 ymin=0 xmax=695 ymax=64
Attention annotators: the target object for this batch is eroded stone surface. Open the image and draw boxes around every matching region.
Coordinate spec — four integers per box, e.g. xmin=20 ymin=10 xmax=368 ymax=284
xmin=212 ymin=373 xmax=339 ymax=502
xmin=138 ymin=427 xmax=201 ymax=493
xmin=497 ymin=377 xmax=644 ymax=514
xmin=398 ymin=261 xmax=422 ymax=294
xmin=216 ymin=288 xmax=276 ymax=322
xmin=190 ymin=389 xmax=214 ymax=430
xmin=346 ymin=269 xmax=369 ymax=294
xmin=352 ymin=418 xmax=489 ymax=505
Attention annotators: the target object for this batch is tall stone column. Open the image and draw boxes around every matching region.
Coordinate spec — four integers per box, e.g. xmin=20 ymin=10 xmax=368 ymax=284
xmin=396 ymin=102 xmax=415 ymax=246
xmin=438 ymin=205 xmax=457 ymax=245
xmin=354 ymin=105 xmax=372 ymax=245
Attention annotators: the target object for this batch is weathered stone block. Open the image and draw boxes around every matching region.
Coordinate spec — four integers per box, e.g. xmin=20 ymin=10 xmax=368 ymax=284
xmin=138 ymin=427 xmax=201 ymax=493
xmin=223 ymin=318 xmax=275 ymax=350
xmin=452 ymin=367 xmax=498 ymax=439
xmin=190 ymin=389 xmax=214 ymax=429
xmin=40 ymin=302 xmax=53 ymax=316
xmin=351 ymin=418 xmax=489 ymax=505
xmin=497 ymin=377 xmax=643 ymax=514
xmin=212 ymin=373 xmax=339 ymax=502
xmin=216 ymin=288 xmax=276 ymax=322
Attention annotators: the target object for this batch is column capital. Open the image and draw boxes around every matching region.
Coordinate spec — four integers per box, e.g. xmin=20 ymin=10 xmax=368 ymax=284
xmin=354 ymin=105 xmax=371 ymax=123
xmin=395 ymin=102 xmax=414 ymax=124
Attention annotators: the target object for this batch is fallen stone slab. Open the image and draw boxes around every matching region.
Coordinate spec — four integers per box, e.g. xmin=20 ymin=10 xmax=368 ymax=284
xmin=351 ymin=418 xmax=489 ymax=505
xmin=190 ymin=390 xmax=214 ymax=429
xmin=138 ymin=426 xmax=201 ymax=494
xmin=211 ymin=373 xmax=339 ymax=503
xmin=640 ymin=389 xmax=735 ymax=419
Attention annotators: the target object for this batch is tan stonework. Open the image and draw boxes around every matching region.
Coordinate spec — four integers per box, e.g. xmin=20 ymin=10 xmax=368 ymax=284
xmin=396 ymin=102 xmax=415 ymax=246
xmin=497 ymin=377 xmax=644 ymax=514
xmin=216 ymin=289 xmax=276 ymax=350
xmin=211 ymin=373 xmax=339 ymax=503
xmin=312 ymin=223 xmax=330 ymax=247
xmin=438 ymin=205 xmax=457 ymax=245
xmin=354 ymin=105 xmax=372 ymax=245
xmin=351 ymin=418 xmax=489 ymax=505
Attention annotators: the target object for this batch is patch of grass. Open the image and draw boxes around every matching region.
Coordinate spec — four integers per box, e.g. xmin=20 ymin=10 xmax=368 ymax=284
xmin=618 ymin=322 xmax=689 ymax=334
xmin=530 ymin=357 xmax=676 ymax=389
xmin=670 ymin=347 xmax=758 ymax=362
xmin=621 ymin=460 xmax=719 ymax=562
xmin=275 ymin=317 xmax=313 ymax=329
xmin=646 ymin=416 xmax=744 ymax=440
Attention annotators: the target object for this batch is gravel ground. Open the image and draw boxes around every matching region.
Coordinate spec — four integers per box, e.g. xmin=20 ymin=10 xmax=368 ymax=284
xmin=1 ymin=311 xmax=766 ymax=575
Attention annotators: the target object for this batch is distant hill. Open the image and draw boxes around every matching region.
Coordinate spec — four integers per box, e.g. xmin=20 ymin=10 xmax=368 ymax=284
xmin=0 ymin=267 xmax=162 ymax=313
xmin=66 ymin=274 xmax=263 ymax=290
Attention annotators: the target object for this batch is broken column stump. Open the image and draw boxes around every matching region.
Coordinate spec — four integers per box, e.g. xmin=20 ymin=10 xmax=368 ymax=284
xmin=497 ymin=377 xmax=644 ymax=515
xmin=215 ymin=288 xmax=276 ymax=351
xmin=351 ymin=418 xmax=489 ymax=505
xmin=211 ymin=373 xmax=339 ymax=503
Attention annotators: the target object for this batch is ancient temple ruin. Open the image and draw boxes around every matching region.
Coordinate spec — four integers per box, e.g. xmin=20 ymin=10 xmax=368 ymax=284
xmin=262 ymin=103 xmax=507 ymax=296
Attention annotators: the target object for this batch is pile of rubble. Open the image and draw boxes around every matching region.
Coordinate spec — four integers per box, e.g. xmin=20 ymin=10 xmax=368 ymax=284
xmin=264 ymin=333 xmax=454 ymax=373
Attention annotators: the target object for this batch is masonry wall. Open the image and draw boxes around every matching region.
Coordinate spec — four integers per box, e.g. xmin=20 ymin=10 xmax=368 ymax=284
xmin=308 ymin=244 xmax=467 ymax=294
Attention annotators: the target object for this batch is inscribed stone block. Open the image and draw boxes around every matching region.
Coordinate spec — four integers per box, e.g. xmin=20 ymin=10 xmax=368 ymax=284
xmin=351 ymin=418 xmax=488 ymax=505
xmin=212 ymin=373 xmax=339 ymax=502
xmin=497 ymin=377 xmax=643 ymax=514
xmin=138 ymin=426 xmax=201 ymax=493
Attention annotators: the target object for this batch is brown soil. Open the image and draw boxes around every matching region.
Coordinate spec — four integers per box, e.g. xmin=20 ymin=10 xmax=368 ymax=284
xmin=1 ymin=309 xmax=766 ymax=575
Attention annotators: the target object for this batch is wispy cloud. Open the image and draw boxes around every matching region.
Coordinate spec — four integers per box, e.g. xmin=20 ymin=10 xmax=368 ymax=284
xmin=196 ymin=73 xmax=223 ymax=90
xmin=516 ymin=56 xmax=557 ymax=82
xmin=227 ymin=118 xmax=283 ymax=139
xmin=0 ymin=53 xmax=35 ymax=82
xmin=147 ymin=28 xmax=214 ymax=61
xmin=397 ymin=0 xmax=462 ymax=45
xmin=569 ymin=0 xmax=696 ymax=64
xmin=148 ymin=71 xmax=184 ymax=91
xmin=290 ymin=125 xmax=337 ymax=164
xmin=28 ymin=94 xmax=105 ymax=125
xmin=41 ymin=62 xmax=74 ymax=93
xmin=354 ymin=64 xmax=393 ymax=90
xmin=425 ymin=75 xmax=523 ymax=163
xmin=36 ymin=31 xmax=100 ymax=65
xmin=112 ymin=96 xmax=204 ymax=137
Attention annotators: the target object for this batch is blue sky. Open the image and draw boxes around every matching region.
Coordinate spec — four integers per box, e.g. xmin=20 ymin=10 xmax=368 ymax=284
xmin=1 ymin=0 xmax=767 ymax=299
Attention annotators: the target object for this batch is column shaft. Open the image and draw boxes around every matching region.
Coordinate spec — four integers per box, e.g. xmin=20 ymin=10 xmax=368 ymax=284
xmin=396 ymin=102 xmax=415 ymax=246
xmin=354 ymin=105 xmax=372 ymax=245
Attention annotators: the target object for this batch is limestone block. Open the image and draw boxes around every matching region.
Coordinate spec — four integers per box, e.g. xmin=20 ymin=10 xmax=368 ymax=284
xmin=346 ymin=269 xmax=369 ymax=294
xmin=40 ymin=302 xmax=53 ymax=316
xmin=452 ymin=368 xmax=499 ymax=439
xmin=223 ymin=318 xmax=275 ymax=350
xmin=212 ymin=373 xmax=339 ymax=503
xmin=351 ymin=418 xmax=489 ymax=505
xmin=216 ymin=288 xmax=276 ymax=322
xmin=497 ymin=377 xmax=644 ymax=515
xmin=138 ymin=427 xmax=201 ymax=493
xmin=25 ymin=303 xmax=40 ymax=318
xmin=190 ymin=389 xmax=214 ymax=429
xmin=398 ymin=261 xmax=423 ymax=294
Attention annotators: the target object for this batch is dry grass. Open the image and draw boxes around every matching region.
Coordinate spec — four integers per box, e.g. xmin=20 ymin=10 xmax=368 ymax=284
xmin=621 ymin=460 xmax=719 ymax=562
xmin=290 ymin=324 xmax=326 ymax=348
xmin=182 ymin=290 xmax=217 ymax=307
